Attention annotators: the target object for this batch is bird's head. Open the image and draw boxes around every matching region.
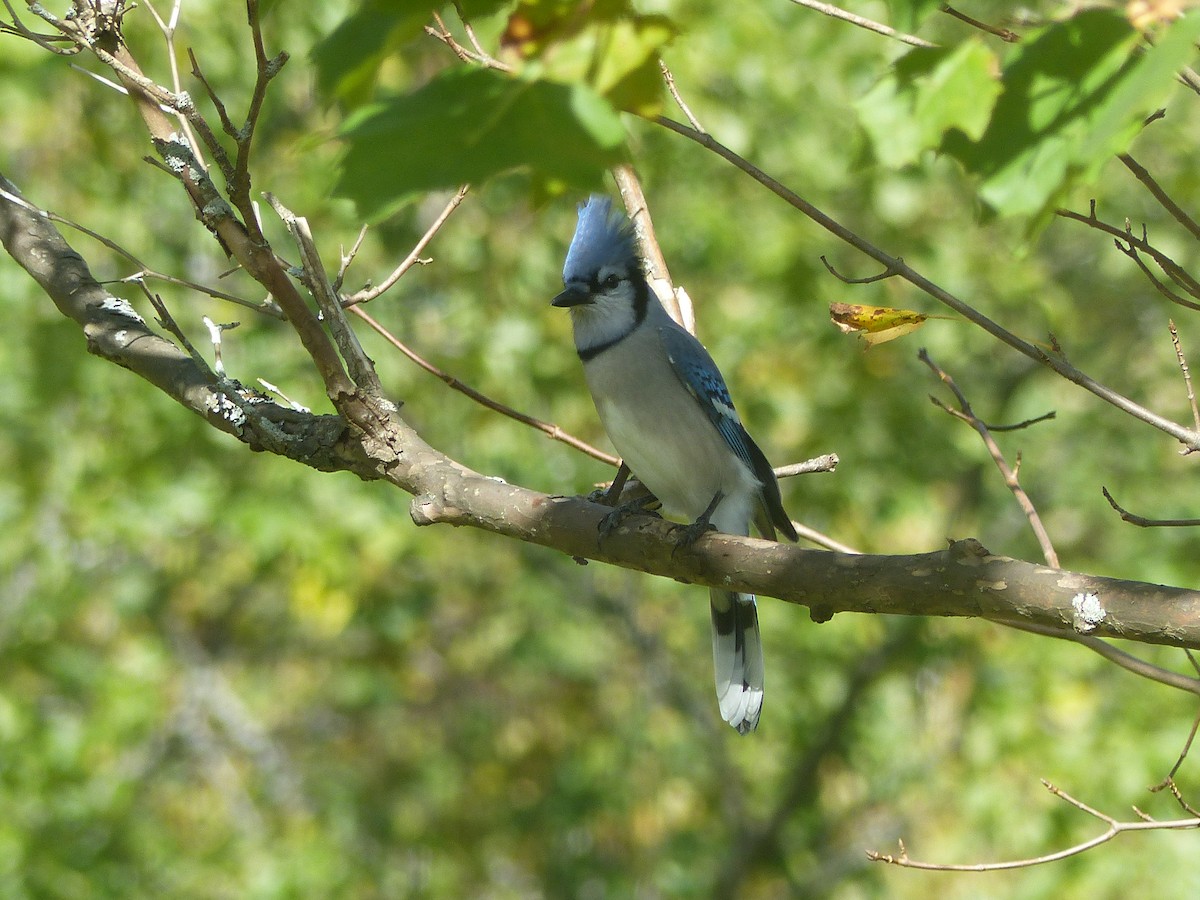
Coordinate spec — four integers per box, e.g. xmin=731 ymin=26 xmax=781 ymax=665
xmin=551 ymin=195 xmax=642 ymax=321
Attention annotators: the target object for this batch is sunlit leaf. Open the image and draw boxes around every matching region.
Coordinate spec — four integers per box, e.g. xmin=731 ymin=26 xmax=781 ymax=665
xmin=856 ymin=38 xmax=1001 ymax=168
xmin=943 ymin=9 xmax=1200 ymax=219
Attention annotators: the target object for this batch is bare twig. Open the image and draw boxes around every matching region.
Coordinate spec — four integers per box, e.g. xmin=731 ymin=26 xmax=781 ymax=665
xmin=0 ymin=0 xmax=79 ymax=54
xmin=145 ymin=0 xmax=207 ymax=171
xmin=939 ymin=4 xmax=1020 ymax=42
xmin=1171 ymin=320 xmax=1200 ymax=433
xmin=343 ymin=186 xmax=469 ymax=307
xmin=787 ymin=0 xmax=936 ymax=48
xmin=868 ymin=781 xmax=1200 ymax=871
xmin=0 ymin=184 xmax=278 ymax=316
xmin=654 ymin=115 xmax=1200 ymax=451
xmin=1114 ymin=239 xmax=1200 ymax=312
xmin=1152 ymin=707 xmax=1200 ymax=787
xmin=1058 ymin=204 xmax=1200 ymax=301
xmin=1120 ymin=154 xmax=1200 ymax=244
xmin=267 ymin=193 xmax=385 ymax=397
xmin=138 ymin=281 xmax=209 ymax=372
xmin=1102 ymin=486 xmax=1200 ymax=527
xmin=659 ymin=59 xmax=705 ymax=132
xmin=985 ymin=411 xmax=1056 ymax=432
xmin=821 ymin=255 xmax=902 ymax=284
xmin=349 ymin=304 xmax=620 ymax=465
xmin=1154 ymin=777 xmax=1200 ymax=817
xmin=333 ymin=225 xmax=369 ymax=294
xmin=997 ymin=619 xmax=1200 ymax=696
xmin=920 ymin=349 xmax=1059 ymax=568
xmin=425 ymin=11 xmax=514 ymax=72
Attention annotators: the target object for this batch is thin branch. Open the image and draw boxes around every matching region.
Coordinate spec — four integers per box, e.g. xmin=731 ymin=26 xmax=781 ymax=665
xmin=1057 ymin=204 xmax=1200 ymax=301
xmin=0 ymin=0 xmax=79 ymax=54
xmin=654 ymin=115 xmax=1200 ymax=451
xmin=1171 ymin=320 xmax=1200 ymax=433
xmin=985 ymin=410 xmax=1056 ymax=432
xmin=1102 ymin=486 xmax=1200 ymax=527
xmin=348 ymin=304 xmax=620 ymax=465
xmin=234 ymin=0 xmax=288 ymax=214
xmin=821 ymin=254 xmax=902 ymax=284
xmin=997 ymin=619 xmax=1200 ymax=696
xmin=1153 ymin=708 xmax=1200 ymax=787
xmin=267 ymin=193 xmax=385 ymax=397
xmin=659 ymin=59 xmax=705 ymax=132
xmin=453 ymin=1 xmax=511 ymax=71
xmin=920 ymin=348 xmax=1059 ymax=568
xmin=787 ymin=0 xmax=936 ymax=48
xmin=939 ymin=4 xmax=1021 ymax=42
xmin=145 ymin=0 xmax=206 ymax=172
xmin=343 ymin=186 xmax=470 ymax=307
xmin=1114 ymin=238 xmax=1200 ymax=312
xmin=425 ymin=11 xmax=515 ymax=72
xmin=1120 ymin=154 xmax=1200 ymax=243
xmin=0 ymin=184 xmax=278 ymax=316
xmin=333 ymin=225 xmax=369 ymax=294
xmin=868 ymin=781 xmax=1200 ymax=871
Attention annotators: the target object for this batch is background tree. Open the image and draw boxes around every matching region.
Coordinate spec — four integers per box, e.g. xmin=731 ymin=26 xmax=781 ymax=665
xmin=2 ymin=0 xmax=1200 ymax=896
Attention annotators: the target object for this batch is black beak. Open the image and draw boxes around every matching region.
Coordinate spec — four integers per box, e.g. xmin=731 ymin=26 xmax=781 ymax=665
xmin=551 ymin=285 xmax=591 ymax=308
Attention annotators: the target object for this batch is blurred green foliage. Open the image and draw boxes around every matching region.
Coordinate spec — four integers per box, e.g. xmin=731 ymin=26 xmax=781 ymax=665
xmin=2 ymin=1 xmax=1200 ymax=897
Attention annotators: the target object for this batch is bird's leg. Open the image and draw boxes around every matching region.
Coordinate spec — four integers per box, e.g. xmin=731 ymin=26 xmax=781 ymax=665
xmin=674 ymin=491 xmax=724 ymax=549
xmin=598 ymin=490 xmax=662 ymax=540
xmin=587 ymin=462 xmax=632 ymax=506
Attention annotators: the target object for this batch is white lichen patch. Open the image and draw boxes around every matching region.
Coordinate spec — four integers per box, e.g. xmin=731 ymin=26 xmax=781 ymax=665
xmin=207 ymin=391 xmax=246 ymax=431
xmin=99 ymin=295 xmax=145 ymax=324
xmin=1071 ymin=591 xmax=1106 ymax=633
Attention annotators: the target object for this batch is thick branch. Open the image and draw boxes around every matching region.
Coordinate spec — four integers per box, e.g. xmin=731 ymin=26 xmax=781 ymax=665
xmin=6 ymin=171 xmax=1200 ymax=655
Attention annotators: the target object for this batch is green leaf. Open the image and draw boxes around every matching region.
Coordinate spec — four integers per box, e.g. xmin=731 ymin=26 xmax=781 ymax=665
xmin=335 ymin=67 xmax=627 ymax=219
xmin=855 ymin=38 xmax=1001 ymax=169
xmin=944 ymin=9 xmax=1200 ymax=219
xmin=886 ymin=0 xmax=943 ymax=34
xmin=311 ymin=3 xmax=429 ymax=107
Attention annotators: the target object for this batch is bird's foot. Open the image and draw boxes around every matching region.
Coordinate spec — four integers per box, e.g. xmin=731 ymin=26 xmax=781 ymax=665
xmin=673 ymin=491 xmax=724 ymax=552
xmin=598 ymin=494 xmax=660 ymax=540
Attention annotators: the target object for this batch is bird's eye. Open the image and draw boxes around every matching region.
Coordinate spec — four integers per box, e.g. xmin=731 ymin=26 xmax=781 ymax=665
xmin=602 ymin=273 xmax=622 ymax=290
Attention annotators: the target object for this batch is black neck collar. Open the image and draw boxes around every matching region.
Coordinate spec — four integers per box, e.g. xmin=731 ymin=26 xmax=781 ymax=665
xmin=577 ymin=277 xmax=650 ymax=362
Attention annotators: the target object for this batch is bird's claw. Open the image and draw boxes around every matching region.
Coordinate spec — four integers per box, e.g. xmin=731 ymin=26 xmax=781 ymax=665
xmin=597 ymin=496 xmax=660 ymax=540
xmin=672 ymin=518 xmax=717 ymax=552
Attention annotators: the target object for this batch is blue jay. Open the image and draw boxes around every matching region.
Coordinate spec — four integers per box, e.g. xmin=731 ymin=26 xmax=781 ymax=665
xmin=552 ymin=195 xmax=797 ymax=734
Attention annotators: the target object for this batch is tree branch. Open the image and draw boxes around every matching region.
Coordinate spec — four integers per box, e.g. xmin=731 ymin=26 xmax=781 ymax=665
xmin=654 ymin=115 xmax=1200 ymax=452
xmin=8 ymin=171 xmax=1200 ymax=655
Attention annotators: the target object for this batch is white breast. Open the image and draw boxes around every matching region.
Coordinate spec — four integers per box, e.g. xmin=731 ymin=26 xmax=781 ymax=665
xmin=582 ymin=325 xmax=758 ymax=534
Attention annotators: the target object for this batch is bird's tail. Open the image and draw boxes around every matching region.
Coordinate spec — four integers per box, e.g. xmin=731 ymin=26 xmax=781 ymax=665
xmin=710 ymin=589 xmax=765 ymax=735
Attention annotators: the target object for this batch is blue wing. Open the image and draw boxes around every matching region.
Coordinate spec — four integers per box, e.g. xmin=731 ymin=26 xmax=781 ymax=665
xmin=657 ymin=323 xmax=757 ymax=473
xmin=657 ymin=322 xmax=797 ymax=541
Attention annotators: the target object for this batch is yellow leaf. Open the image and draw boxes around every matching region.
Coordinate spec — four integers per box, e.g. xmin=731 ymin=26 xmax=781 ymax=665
xmin=830 ymin=302 xmax=929 ymax=347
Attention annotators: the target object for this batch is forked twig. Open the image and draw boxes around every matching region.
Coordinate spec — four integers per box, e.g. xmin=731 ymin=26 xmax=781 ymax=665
xmin=868 ymin=781 xmax=1200 ymax=871
xmin=343 ymin=186 xmax=470 ymax=307
xmin=920 ymin=349 xmax=1059 ymax=568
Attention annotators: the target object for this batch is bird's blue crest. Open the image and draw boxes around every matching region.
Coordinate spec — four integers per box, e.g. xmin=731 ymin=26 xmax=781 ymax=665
xmin=562 ymin=195 xmax=638 ymax=282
